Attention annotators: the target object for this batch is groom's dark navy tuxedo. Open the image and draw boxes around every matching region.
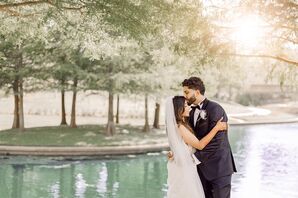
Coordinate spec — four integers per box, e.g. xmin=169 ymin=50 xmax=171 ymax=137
xmin=189 ymin=98 xmax=236 ymax=198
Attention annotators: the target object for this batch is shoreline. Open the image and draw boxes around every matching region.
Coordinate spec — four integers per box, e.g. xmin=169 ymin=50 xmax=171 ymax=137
xmin=1 ymin=99 xmax=297 ymax=157
xmin=0 ymin=143 xmax=169 ymax=157
xmin=0 ymin=120 xmax=297 ymax=157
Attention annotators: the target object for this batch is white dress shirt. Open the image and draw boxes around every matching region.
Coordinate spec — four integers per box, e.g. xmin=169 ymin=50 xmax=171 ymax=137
xmin=193 ymin=99 xmax=205 ymax=127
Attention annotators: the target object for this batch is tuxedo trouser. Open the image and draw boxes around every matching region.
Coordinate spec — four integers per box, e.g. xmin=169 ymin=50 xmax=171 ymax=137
xmin=197 ymin=167 xmax=232 ymax=198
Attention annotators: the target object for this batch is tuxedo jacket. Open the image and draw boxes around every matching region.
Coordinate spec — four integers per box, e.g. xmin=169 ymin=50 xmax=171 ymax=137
xmin=189 ymin=98 xmax=237 ymax=181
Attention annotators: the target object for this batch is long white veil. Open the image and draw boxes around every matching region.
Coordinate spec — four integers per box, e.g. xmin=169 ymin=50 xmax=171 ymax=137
xmin=166 ymin=96 xmax=205 ymax=198
xmin=165 ymin=96 xmax=192 ymax=166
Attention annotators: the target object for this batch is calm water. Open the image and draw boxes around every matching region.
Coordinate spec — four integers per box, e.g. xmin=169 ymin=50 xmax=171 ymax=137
xmin=1 ymin=124 xmax=298 ymax=198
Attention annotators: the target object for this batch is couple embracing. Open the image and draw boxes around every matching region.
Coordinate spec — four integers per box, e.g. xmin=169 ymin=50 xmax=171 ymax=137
xmin=166 ymin=77 xmax=237 ymax=198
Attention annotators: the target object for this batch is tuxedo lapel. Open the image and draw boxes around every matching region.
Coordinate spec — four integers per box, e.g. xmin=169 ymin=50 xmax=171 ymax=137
xmin=201 ymin=98 xmax=209 ymax=110
xmin=195 ymin=99 xmax=209 ymax=128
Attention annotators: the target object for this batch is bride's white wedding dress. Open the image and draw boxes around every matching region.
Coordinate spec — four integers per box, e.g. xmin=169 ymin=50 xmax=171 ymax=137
xmin=166 ymin=97 xmax=205 ymax=198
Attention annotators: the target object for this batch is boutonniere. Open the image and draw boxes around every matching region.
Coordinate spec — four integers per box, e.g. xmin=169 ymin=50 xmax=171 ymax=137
xmin=199 ymin=110 xmax=207 ymax=120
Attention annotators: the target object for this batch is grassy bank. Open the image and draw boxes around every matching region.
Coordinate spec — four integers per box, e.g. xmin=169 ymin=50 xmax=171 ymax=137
xmin=0 ymin=125 xmax=167 ymax=147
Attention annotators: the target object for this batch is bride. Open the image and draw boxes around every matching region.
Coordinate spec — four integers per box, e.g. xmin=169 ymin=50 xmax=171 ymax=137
xmin=166 ymin=96 xmax=227 ymax=198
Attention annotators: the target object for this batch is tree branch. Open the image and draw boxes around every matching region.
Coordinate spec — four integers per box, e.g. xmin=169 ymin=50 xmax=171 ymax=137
xmin=2 ymin=7 xmax=22 ymax=16
xmin=214 ymin=23 xmax=297 ymax=32
xmin=0 ymin=0 xmax=46 ymax=9
xmin=1 ymin=7 xmax=43 ymax=17
xmin=270 ymin=35 xmax=298 ymax=45
xmin=219 ymin=53 xmax=298 ymax=66
xmin=0 ymin=0 xmax=86 ymax=13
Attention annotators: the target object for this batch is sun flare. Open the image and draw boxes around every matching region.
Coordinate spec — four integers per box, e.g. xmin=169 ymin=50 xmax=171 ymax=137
xmin=230 ymin=15 xmax=266 ymax=49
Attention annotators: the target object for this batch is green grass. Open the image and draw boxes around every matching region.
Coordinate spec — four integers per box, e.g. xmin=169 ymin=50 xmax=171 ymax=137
xmin=0 ymin=125 xmax=167 ymax=147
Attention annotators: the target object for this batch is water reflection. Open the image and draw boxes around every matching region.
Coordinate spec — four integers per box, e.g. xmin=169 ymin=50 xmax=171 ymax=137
xmin=49 ymin=182 xmax=59 ymax=198
xmin=12 ymin=165 xmax=24 ymax=198
xmin=96 ymin=163 xmax=108 ymax=196
xmin=0 ymin=124 xmax=298 ymax=198
xmin=229 ymin=124 xmax=298 ymax=197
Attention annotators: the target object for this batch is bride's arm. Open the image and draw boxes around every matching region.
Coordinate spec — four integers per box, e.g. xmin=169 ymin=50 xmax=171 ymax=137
xmin=178 ymin=118 xmax=226 ymax=150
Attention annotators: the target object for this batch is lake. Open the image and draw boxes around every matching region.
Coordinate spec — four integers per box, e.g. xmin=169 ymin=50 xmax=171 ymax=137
xmin=1 ymin=124 xmax=298 ymax=198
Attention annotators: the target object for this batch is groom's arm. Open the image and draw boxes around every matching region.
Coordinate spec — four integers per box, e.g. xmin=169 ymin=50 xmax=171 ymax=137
xmin=209 ymin=104 xmax=228 ymax=132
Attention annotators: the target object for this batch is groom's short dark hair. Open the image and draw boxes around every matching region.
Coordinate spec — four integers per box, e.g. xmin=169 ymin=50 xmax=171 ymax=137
xmin=182 ymin=77 xmax=205 ymax=95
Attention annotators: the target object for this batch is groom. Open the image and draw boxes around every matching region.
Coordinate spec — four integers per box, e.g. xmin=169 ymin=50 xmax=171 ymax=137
xmin=182 ymin=77 xmax=237 ymax=198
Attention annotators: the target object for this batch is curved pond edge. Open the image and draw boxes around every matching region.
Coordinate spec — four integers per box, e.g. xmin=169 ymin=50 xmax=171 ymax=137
xmin=1 ymin=119 xmax=298 ymax=157
xmin=0 ymin=143 xmax=169 ymax=157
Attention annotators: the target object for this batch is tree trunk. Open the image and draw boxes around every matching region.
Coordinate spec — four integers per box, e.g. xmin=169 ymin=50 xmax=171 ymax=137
xmin=12 ymin=79 xmax=20 ymax=129
xmin=153 ymin=102 xmax=160 ymax=129
xmin=70 ymin=78 xmax=77 ymax=128
xmin=116 ymin=94 xmax=120 ymax=124
xmin=106 ymin=91 xmax=115 ymax=136
xmin=18 ymin=79 xmax=25 ymax=132
xmin=143 ymin=94 xmax=150 ymax=132
xmin=106 ymin=65 xmax=116 ymax=136
xmin=60 ymin=80 xmax=67 ymax=125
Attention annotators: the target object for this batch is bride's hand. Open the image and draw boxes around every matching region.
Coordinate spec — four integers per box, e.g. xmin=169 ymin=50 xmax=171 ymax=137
xmin=215 ymin=117 xmax=227 ymax=131
xmin=167 ymin=151 xmax=174 ymax=161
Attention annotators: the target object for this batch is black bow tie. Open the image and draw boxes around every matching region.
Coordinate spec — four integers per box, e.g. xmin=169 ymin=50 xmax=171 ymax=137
xmin=191 ymin=105 xmax=201 ymax=110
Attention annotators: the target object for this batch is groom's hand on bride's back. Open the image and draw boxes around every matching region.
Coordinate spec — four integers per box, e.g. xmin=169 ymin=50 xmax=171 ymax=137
xmin=167 ymin=151 xmax=174 ymax=161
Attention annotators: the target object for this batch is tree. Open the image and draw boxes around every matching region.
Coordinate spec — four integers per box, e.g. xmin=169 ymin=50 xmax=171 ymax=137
xmin=0 ymin=0 xmax=223 ymax=134
xmin=41 ymin=9 xmax=100 ymax=128
xmin=68 ymin=47 xmax=92 ymax=128
xmin=45 ymin=29 xmax=73 ymax=126
xmin=85 ymin=36 xmax=150 ymax=135
xmin=0 ymin=14 xmax=46 ymax=131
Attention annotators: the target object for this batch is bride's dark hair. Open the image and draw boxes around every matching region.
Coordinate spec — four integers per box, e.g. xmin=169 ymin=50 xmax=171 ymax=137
xmin=172 ymin=96 xmax=194 ymax=133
